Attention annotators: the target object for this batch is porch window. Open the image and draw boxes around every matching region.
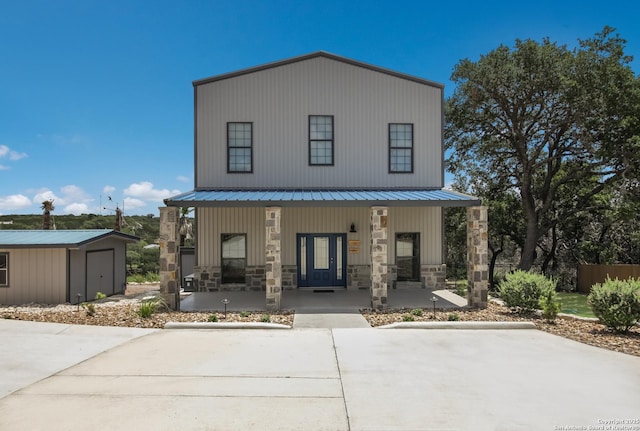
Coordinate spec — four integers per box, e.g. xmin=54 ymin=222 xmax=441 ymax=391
xmin=396 ymin=233 xmax=419 ymax=281
xmin=227 ymin=122 xmax=253 ymax=173
xmin=309 ymin=115 xmax=334 ymax=165
xmin=389 ymin=123 xmax=413 ymax=173
xmin=221 ymin=234 xmax=246 ymax=283
xmin=0 ymin=253 xmax=7 ymax=287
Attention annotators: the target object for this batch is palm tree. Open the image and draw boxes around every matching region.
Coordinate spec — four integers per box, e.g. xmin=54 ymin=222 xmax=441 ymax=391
xmin=179 ymin=207 xmax=193 ymax=246
xmin=41 ymin=200 xmax=55 ymax=230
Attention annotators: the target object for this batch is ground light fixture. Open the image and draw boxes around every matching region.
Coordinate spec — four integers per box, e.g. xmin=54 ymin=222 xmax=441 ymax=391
xmin=431 ymin=295 xmax=438 ymax=319
xmin=221 ymin=298 xmax=230 ymax=319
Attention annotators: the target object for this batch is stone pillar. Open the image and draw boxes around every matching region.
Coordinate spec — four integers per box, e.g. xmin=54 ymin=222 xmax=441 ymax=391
xmin=467 ymin=206 xmax=488 ymax=308
xmin=265 ymin=207 xmax=282 ymax=311
xmin=370 ymin=206 xmax=388 ymax=310
xmin=159 ymin=206 xmax=180 ymax=310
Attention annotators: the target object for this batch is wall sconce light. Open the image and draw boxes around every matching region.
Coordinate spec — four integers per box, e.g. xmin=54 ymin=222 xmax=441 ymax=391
xmin=349 ymin=223 xmax=357 ymax=233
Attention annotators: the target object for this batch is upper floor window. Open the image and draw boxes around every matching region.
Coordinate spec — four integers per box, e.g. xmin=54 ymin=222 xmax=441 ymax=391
xmin=227 ymin=122 xmax=253 ymax=173
xmin=309 ymin=115 xmax=334 ymax=166
xmin=389 ymin=123 xmax=413 ymax=173
xmin=0 ymin=253 xmax=8 ymax=287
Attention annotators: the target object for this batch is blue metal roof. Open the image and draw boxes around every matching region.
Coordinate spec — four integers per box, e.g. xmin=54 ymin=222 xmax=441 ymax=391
xmin=164 ymin=189 xmax=481 ymax=207
xmin=0 ymin=230 xmax=139 ymax=248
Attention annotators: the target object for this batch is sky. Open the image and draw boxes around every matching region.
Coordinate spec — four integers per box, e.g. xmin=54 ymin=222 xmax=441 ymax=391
xmin=1 ymin=0 xmax=638 ymax=216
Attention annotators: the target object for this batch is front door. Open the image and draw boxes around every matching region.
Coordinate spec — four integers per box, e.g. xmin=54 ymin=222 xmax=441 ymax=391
xmin=297 ymin=233 xmax=346 ymax=288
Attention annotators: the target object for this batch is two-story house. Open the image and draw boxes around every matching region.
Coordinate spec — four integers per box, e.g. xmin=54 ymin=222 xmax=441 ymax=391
xmin=162 ymin=51 xmax=488 ymax=311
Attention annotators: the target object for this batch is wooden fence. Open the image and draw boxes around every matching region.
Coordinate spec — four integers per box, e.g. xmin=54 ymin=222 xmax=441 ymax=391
xmin=576 ymin=264 xmax=640 ymax=293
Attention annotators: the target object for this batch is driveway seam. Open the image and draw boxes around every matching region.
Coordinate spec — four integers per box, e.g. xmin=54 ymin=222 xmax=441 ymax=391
xmin=331 ymin=329 xmax=351 ymax=431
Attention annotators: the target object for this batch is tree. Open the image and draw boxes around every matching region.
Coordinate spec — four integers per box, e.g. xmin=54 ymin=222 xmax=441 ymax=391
xmin=41 ymin=200 xmax=55 ymax=230
xmin=446 ymin=27 xmax=640 ymax=270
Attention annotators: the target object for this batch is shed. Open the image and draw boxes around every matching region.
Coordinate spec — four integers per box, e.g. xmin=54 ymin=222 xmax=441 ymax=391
xmin=0 ymin=230 xmax=139 ymax=305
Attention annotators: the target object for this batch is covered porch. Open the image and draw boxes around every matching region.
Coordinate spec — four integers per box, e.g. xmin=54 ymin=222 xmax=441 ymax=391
xmin=160 ymin=189 xmax=488 ymax=311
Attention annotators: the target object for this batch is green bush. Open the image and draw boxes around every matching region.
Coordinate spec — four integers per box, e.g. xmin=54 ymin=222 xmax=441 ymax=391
xmin=207 ymin=314 xmax=218 ymax=322
xmin=588 ymin=277 xmax=640 ymax=332
xmin=498 ymin=270 xmax=556 ymax=312
xmin=402 ymin=314 xmax=415 ymax=322
xmin=240 ymin=311 xmax=251 ymax=318
xmin=260 ymin=314 xmax=271 ymax=323
xmin=137 ymin=297 xmax=166 ymax=318
xmin=82 ymin=302 xmax=96 ymax=317
xmin=95 ymin=292 xmax=106 ymax=300
xmin=539 ymin=287 xmax=561 ymax=323
xmin=410 ymin=308 xmax=423 ymax=316
xmin=447 ymin=313 xmax=460 ymax=321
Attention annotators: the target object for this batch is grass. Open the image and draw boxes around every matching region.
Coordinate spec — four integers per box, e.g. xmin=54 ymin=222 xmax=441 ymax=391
xmin=556 ymin=292 xmax=596 ymax=318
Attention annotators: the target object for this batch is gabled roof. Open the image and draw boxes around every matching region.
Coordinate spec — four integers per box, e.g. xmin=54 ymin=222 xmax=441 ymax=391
xmin=193 ymin=51 xmax=444 ymax=89
xmin=165 ymin=189 xmax=480 ymax=208
xmin=0 ymin=230 xmax=139 ymax=248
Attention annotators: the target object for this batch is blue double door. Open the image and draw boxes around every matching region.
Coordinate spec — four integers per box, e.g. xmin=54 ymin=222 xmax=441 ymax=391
xmin=297 ymin=233 xmax=347 ymax=288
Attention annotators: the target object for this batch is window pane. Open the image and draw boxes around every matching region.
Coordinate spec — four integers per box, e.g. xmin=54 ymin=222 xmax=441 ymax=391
xmin=396 ymin=233 xmax=419 ymax=281
xmin=314 ymin=237 xmax=329 ymax=270
xmin=309 ymin=116 xmax=333 ymax=165
xmin=228 ymin=123 xmax=252 ymax=172
xmin=390 ymin=148 xmax=412 ymax=172
xmin=336 ymin=236 xmax=343 ymax=280
xmin=222 ymin=234 xmax=246 ymax=258
xmin=222 ymin=234 xmax=246 ymax=284
xmin=300 ymin=236 xmax=307 ymax=281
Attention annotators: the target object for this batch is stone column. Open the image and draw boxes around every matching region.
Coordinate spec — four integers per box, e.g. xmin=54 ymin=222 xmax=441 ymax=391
xmin=265 ymin=207 xmax=282 ymax=311
xmin=159 ymin=206 xmax=180 ymax=310
xmin=467 ymin=206 xmax=488 ymax=308
xmin=370 ymin=206 xmax=388 ymax=310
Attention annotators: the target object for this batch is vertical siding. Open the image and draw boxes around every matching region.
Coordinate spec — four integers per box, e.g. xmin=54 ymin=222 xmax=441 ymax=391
xmin=196 ymin=57 xmax=443 ymax=189
xmin=196 ymin=206 xmax=443 ymax=268
xmin=0 ymin=248 xmax=66 ymax=305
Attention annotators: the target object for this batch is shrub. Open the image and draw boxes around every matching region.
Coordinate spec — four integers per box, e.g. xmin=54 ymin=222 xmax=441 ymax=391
xmin=137 ymin=297 xmax=166 ymax=318
xmin=588 ymin=277 xmax=640 ymax=332
xmin=207 ymin=314 xmax=218 ymax=322
xmin=240 ymin=311 xmax=251 ymax=318
xmin=410 ymin=308 xmax=423 ymax=316
xmin=498 ymin=270 xmax=556 ymax=313
xmin=260 ymin=314 xmax=271 ymax=323
xmin=402 ymin=314 xmax=415 ymax=322
xmin=95 ymin=292 xmax=106 ymax=300
xmin=539 ymin=287 xmax=561 ymax=323
xmin=82 ymin=302 xmax=96 ymax=317
xmin=447 ymin=313 xmax=460 ymax=321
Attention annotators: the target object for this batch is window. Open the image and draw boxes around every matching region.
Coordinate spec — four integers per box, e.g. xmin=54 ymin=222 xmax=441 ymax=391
xmin=0 ymin=253 xmax=7 ymax=287
xmin=227 ymin=122 xmax=253 ymax=173
xmin=389 ymin=123 xmax=413 ymax=173
xmin=221 ymin=234 xmax=246 ymax=283
xmin=396 ymin=233 xmax=419 ymax=281
xmin=309 ymin=115 xmax=334 ymax=165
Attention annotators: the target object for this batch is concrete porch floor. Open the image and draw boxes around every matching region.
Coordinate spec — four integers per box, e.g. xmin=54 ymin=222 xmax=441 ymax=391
xmin=179 ymin=288 xmax=467 ymax=313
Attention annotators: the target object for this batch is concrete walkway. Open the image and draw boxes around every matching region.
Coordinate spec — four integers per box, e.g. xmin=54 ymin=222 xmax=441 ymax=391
xmin=1 ymin=322 xmax=639 ymax=430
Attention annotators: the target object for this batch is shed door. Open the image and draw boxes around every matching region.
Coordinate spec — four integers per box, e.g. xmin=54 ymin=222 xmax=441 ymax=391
xmin=86 ymin=249 xmax=115 ymax=299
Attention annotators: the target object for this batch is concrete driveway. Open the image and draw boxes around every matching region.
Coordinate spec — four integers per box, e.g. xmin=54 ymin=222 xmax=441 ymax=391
xmin=1 ymin=322 xmax=639 ymax=430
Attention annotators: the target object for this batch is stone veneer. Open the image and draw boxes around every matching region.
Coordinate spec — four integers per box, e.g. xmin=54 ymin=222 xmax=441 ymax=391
xmin=421 ymin=264 xmax=447 ymax=289
xmin=467 ymin=206 xmax=488 ymax=307
xmin=347 ymin=265 xmax=370 ymax=290
xmin=370 ymin=206 xmax=388 ymax=310
xmin=159 ymin=207 xmax=180 ymax=310
xmin=265 ymin=207 xmax=282 ymax=310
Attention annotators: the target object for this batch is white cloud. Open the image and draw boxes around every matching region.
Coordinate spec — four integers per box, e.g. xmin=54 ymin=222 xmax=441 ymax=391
xmin=124 ymin=181 xmax=180 ymax=202
xmin=176 ymin=175 xmax=190 ymax=183
xmin=123 ymin=197 xmax=146 ymax=209
xmin=0 ymin=165 xmax=9 ymax=171
xmin=0 ymin=144 xmax=28 ymax=162
xmin=0 ymin=194 xmax=32 ymax=211
xmin=103 ymin=185 xmax=116 ymax=194
xmin=64 ymin=203 xmax=90 ymax=215
xmin=33 ymin=189 xmax=58 ymax=204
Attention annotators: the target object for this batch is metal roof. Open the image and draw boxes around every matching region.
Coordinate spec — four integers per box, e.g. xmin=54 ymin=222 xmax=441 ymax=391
xmin=193 ymin=51 xmax=444 ymax=89
xmin=0 ymin=230 xmax=139 ymax=248
xmin=164 ymin=189 xmax=481 ymax=208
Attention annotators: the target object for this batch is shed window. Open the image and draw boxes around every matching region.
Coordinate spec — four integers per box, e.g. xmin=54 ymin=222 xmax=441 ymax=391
xmin=227 ymin=122 xmax=253 ymax=173
xmin=309 ymin=115 xmax=334 ymax=165
xmin=389 ymin=123 xmax=413 ymax=173
xmin=221 ymin=234 xmax=246 ymax=284
xmin=0 ymin=253 xmax=7 ymax=287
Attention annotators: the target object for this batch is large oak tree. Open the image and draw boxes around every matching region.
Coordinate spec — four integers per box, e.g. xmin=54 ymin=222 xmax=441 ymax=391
xmin=446 ymin=27 xmax=640 ymax=270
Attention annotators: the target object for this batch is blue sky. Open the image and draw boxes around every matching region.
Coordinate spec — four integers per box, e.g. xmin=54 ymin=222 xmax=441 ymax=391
xmin=1 ymin=0 xmax=638 ymax=216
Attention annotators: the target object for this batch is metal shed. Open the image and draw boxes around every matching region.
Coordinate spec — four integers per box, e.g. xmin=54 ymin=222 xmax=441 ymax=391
xmin=0 ymin=230 xmax=139 ymax=305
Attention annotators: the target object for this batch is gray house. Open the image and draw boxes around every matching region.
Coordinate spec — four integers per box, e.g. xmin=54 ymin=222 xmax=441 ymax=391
xmin=162 ymin=51 xmax=488 ymax=310
xmin=0 ymin=230 xmax=138 ymax=305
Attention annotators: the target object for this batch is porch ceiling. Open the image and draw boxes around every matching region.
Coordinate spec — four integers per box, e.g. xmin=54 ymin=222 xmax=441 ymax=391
xmin=164 ymin=189 xmax=481 ymax=208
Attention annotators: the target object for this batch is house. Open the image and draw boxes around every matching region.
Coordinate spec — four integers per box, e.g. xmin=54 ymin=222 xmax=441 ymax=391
xmin=0 ymin=230 xmax=138 ymax=305
xmin=162 ymin=51 xmax=488 ymax=311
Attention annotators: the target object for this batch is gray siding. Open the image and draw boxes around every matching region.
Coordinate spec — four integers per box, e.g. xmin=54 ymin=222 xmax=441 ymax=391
xmin=196 ymin=206 xmax=442 ymax=268
xmin=196 ymin=56 xmax=443 ymax=189
xmin=0 ymin=248 xmax=67 ymax=305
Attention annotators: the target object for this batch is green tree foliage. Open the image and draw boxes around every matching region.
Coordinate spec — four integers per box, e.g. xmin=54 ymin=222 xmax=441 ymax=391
xmin=588 ymin=277 xmax=640 ymax=332
xmin=446 ymin=27 xmax=640 ymax=271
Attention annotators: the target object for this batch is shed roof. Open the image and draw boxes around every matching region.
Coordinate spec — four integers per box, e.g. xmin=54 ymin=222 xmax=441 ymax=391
xmin=164 ymin=189 xmax=480 ymax=208
xmin=0 ymin=230 xmax=139 ymax=248
xmin=193 ymin=51 xmax=444 ymax=89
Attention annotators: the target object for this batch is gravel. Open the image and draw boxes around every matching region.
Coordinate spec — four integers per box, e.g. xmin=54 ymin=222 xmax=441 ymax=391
xmin=1 ymin=288 xmax=638 ymax=357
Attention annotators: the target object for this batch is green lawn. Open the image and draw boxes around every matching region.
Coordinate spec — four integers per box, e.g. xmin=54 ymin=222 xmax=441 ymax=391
xmin=556 ymin=292 xmax=596 ymax=318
